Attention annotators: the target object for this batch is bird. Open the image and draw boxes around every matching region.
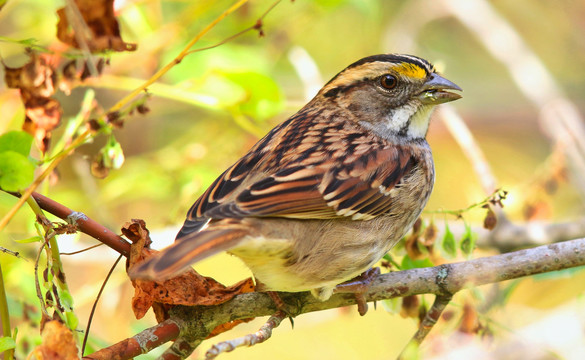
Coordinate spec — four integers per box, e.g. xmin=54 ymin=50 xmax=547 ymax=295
xmin=130 ymin=54 xmax=462 ymax=304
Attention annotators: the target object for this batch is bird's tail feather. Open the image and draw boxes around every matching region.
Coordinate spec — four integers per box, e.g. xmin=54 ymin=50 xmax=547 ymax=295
xmin=129 ymin=221 xmax=250 ymax=280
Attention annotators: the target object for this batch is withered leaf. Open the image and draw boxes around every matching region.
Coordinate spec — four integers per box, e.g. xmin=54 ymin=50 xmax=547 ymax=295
xmin=399 ymin=295 xmax=420 ymax=319
xmin=458 ymin=302 xmax=480 ymax=334
xmin=483 ymin=207 xmax=497 ymax=230
xmin=29 ymin=320 xmax=79 ymax=360
xmin=56 ymin=0 xmax=137 ymax=52
xmin=124 ymin=220 xmax=256 ymax=322
xmin=4 ymin=52 xmax=62 ymax=153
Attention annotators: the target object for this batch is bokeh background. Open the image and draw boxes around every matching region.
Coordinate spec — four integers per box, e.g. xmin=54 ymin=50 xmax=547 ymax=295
xmin=1 ymin=0 xmax=585 ymax=359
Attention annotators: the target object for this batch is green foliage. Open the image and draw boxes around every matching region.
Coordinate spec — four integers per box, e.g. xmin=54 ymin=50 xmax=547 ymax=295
xmin=223 ymin=71 xmax=284 ymax=120
xmin=440 ymin=223 xmax=457 ymax=258
xmin=0 ymin=131 xmax=34 ymax=156
xmin=0 ymin=336 xmax=16 ymax=353
xmin=460 ymin=223 xmax=476 ymax=257
xmin=0 ymin=152 xmax=34 ymax=193
xmin=0 ymin=131 xmax=35 ymax=192
xmin=401 ymin=255 xmax=434 ymax=270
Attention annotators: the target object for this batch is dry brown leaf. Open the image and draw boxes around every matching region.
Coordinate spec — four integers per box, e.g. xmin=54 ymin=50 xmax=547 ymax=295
xmin=4 ymin=52 xmax=62 ymax=153
xmin=29 ymin=320 xmax=79 ymax=360
xmin=56 ymin=0 xmax=137 ymax=52
xmin=483 ymin=207 xmax=498 ymax=230
xmin=124 ymin=220 xmax=256 ymax=321
xmin=399 ymin=295 xmax=420 ymax=319
xmin=458 ymin=303 xmax=480 ymax=334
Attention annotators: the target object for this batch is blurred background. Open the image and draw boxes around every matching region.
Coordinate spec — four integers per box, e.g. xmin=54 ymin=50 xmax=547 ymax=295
xmin=1 ymin=0 xmax=585 ymax=359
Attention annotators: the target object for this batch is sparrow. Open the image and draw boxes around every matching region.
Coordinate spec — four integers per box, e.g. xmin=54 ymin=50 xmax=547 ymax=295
xmin=130 ymin=54 xmax=462 ymax=303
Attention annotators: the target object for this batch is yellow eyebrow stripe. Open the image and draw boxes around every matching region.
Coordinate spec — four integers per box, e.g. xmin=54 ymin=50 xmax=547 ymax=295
xmin=393 ymin=62 xmax=427 ymax=79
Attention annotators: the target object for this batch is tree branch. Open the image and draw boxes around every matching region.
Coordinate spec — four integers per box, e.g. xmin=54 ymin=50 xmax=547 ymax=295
xmin=26 ymin=191 xmax=131 ymax=256
xmin=87 ymin=237 xmax=584 ymax=359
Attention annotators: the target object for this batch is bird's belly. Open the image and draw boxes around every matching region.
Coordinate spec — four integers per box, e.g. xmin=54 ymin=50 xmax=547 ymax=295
xmin=229 ymin=235 xmax=329 ymax=293
xmin=229 ymin=214 xmax=417 ymax=294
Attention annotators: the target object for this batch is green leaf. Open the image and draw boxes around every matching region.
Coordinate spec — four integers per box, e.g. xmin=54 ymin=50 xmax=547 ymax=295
xmin=60 ymin=289 xmax=75 ymax=310
xmin=15 ymin=235 xmax=43 ymax=243
xmin=0 ymin=151 xmax=35 ymax=192
xmin=401 ymin=255 xmax=434 ymax=270
xmin=65 ymin=311 xmax=79 ymax=330
xmin=0 ymin=336 xmax=16 ymax=352
xmin=105 ymin=136 xmax=125 ymax=170
xmin=0 ymin=131 xmax=34 ymax=156
xmin=460 ymin=223 xmax=476 ymax=256
xmin=442 ymin=223 xmax=457 ymax=258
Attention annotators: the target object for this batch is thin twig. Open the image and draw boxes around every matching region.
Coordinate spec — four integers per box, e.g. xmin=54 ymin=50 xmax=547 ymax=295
xmin=60 ymin=243 xmax=104 ymax=256
xmin=0 ymin=246 xmax=27 ymax=260
xmin=206 ymin=310 xmax=287 ymax=359
xmin=398 ymin=294 xmax=453 ymax=359
xmin=425 ymin=188 xmax=506 ymax=218
xmin=185 ymin=0 xmax=282 ymax=56
xmin=34 ymin=239 xmax=50 ymax=318
xmin=82 ymin=254 xmax=124 ymax=356
xmin=0 ymin=264 xmax=15 ymax=360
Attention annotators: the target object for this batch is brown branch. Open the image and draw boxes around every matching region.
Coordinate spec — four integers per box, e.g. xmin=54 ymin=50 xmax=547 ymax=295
xmin=28 ymin=192 xmax=131 ymax=257
xmin=88 ymin=237 xmax=585 ymax=359
xmin=82 ymin=319 xmax=180 ymax=360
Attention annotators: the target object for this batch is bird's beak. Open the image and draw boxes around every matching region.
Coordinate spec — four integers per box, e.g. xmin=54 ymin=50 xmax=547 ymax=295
xmin=418 ymin=73 xmax=462 ymax=105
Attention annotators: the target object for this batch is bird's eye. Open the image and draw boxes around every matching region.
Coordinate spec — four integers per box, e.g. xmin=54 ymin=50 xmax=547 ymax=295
xmin=380 ymin=74 xmax=397 ymax=90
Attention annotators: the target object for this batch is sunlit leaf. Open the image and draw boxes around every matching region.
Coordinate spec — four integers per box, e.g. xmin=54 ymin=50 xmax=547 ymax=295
xmin=0 ymin=131 xmax=34 ymax=156
xmin=442 ymin=223 xmax=457 ymax=258
xmin=15 ymin=235 xmax=43 ymax=243
xmin=224 ymin=71 xmax=284 ymax=120
xmin=0 ymin=151 xmax=35 ymax=192
xmin=0 ymin=336 xmax=16 ymax=352
xmin=401 ymin=254 xmax=434 ymax=270
xmin=65 ymin=311 xmax=78 ymax=330
xmin=460 ymin=223 xmax=476 ymax=256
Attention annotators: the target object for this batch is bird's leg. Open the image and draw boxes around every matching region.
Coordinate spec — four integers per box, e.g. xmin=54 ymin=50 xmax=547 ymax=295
xmin=256 ymin=278 xmax=296 ymax=324
xmin=333 ymin=267 xmax=381 ymax=316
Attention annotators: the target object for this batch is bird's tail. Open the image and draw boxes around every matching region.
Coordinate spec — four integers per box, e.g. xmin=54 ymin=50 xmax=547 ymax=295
xmin=129 ymin=219 xmax=250 ymax=280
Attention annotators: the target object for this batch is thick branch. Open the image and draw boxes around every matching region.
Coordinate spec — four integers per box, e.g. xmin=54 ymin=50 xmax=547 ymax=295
xmin=121 ymin=237 xmax=585 ymax=359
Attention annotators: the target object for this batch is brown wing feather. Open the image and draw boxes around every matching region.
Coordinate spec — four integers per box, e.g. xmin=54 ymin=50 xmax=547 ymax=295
xmin=177 ymin=112 xmax=418 ymax=238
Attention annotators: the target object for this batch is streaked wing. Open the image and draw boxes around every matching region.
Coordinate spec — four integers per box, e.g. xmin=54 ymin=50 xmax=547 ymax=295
xmin=178 ymin=115 xmax=418 ymax=238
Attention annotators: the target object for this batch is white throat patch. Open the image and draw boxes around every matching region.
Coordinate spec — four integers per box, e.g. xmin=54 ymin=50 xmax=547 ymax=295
xmin=384 ymin=102 xmax=435 ymax=139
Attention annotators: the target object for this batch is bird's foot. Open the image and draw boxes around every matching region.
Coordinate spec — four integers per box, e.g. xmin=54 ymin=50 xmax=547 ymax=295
xmin=334 ymin=267 xmax=381 ymax=316
xmin=265 ymin=291 xmax=297 ymax=328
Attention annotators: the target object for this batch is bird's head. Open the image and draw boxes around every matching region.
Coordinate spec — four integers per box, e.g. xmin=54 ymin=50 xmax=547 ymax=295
xmin=318 ymin=54 xmax=462 ymax=141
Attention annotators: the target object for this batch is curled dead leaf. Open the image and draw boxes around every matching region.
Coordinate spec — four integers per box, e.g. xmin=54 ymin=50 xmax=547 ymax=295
xmin=30 ymin=320 xmax=79 ymax=360
xmin=458 ymin=302 xmax=480 ymax=334
xmin=56 ymin=0 xmax=137 ymax=52
xmin=422 ymin=221 xmax=437 ymax=247
xmin=124 ymin=219 xmax=256 ymax=331
xmin=483 ymin=206 xmax=497 ymax=230
xmin=399 ymin=295 xmax=420 ymax=319
xmin=4 ymin=52 xmax=62 ymax=153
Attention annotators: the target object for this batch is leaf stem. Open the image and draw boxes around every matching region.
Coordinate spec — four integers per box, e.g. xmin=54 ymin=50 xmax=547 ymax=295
xmin=0 ymin=264 xmax=15 ymax=360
